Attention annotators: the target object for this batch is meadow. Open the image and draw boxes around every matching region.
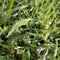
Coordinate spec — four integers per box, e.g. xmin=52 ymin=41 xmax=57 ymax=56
xmin=0 ymin=0 xmax=60 ymax=60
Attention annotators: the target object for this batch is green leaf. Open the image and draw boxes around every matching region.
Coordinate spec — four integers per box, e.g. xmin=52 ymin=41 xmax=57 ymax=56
xmin=22 ymin=49 xmax=30 ymax=60
xmin=35 ymin=0 xmax=39 ymax=7
xmin=6 ymin=0 xmax=15 ymax=17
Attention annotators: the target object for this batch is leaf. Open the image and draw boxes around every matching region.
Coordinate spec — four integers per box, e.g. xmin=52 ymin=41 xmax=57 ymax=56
xmin=6 ymin=0 xmax=15 ymax=17
xmin=35 ymin=0 xmax=39 ymax=7
xmin=6 ymin=18 xmax=32 ymax=37
xmin=22 ymin=49 xmax=30 ymax=60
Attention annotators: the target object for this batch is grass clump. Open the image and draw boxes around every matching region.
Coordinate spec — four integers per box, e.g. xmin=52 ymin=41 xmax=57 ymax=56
xmin=0 ymin=0 xmax=60 ymax=60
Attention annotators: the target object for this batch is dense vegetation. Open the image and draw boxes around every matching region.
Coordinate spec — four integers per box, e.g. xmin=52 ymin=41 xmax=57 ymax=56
xmin=0 ymin=0 xmax=60 ymax=60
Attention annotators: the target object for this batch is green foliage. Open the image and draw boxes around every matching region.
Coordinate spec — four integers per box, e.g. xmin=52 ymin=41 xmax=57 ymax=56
xmin=0 ymin=0 xmax=60 ymax=60
xmin=22 ymin=49 xmax=30 ymax=60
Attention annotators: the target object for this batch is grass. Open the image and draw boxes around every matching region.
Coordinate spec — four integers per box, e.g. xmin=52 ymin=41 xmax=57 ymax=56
xmin=0 ymin=0 xmax=60 ymax=60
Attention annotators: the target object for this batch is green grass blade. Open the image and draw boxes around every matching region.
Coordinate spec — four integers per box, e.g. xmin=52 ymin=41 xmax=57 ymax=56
xmin=6 ymin=0 xmax=14 ymax=17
